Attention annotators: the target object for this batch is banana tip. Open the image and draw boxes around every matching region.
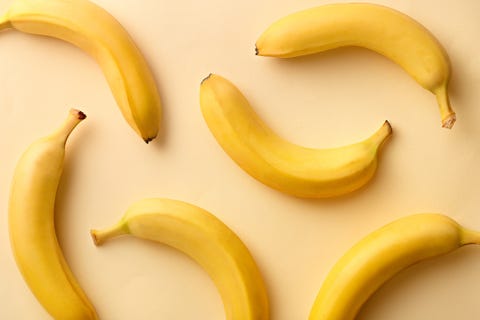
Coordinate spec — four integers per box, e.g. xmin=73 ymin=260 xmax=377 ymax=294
xmin=90 ymin=229 xmax=101 ymax=246
xmin=442 ymin=114 xmax=456 ymax=129
xmin=143 ymin=134 xmax=158 ymax=144
xmin=384 ymin=120 xmax=393 ymax=135
xmin=201 ymin=73 xmax=213 ymax=84
xmin=70 ymin=108 xmax=87 ymax=120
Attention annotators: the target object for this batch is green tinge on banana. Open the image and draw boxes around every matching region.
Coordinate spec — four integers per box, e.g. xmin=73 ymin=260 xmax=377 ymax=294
xmin=91 ymin=198 xmax=270 ymax=320
xmin=256 ymin=3 xmax=456 ymax=129
xmin=309 ymin=213 xmax=480 ymax=320
xmin=0 ymin=0 xmax=162 ymax=143
xmin=9 ymin=109 xmax=98 ymax=319
xmin=200 ymin=73 xmax=392 ymax=198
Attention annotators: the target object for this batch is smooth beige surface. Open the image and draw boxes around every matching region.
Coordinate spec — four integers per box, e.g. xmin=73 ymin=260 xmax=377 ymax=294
xmin=0 ymin=0 xmax=480 ymax=319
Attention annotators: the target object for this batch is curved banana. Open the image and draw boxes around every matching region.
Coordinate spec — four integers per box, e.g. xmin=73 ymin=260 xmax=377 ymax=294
xmin=9 ymin=109 xmax=98 ymax=319
xmin=200 ymin=73 xmax=392 ymax=198
xmin=255 ymin=3 xmax=455 ymax=129
xmin=0 ymin=0 xmax=161 ymax=143
xmin=309 ymin=213 xmax=480 ymax=320
xmin=90 ymin=198 xmax=269 ymax=320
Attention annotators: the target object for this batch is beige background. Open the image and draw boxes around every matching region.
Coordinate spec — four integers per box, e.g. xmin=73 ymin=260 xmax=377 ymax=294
xmin=1 ymin=0 xmax=480 ymax=319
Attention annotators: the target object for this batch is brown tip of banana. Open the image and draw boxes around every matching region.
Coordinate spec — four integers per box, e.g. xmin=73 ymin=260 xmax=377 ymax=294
xmin=255 ymin=45 xmax=259 ymax=55
xmin=370 ymin=120 xmax=393 ymax=147
xmin=384 ymin=120 xmax=393 ymax=135
xmin=442 ymin=113 xmax=456 ymax=129
xmin=201 ymin=73 xmax=213 ymax=84
xmin=144 ymin=137 xmax=153 ymax=144
xmin=70 ymin=108 xmax=87 ymax=120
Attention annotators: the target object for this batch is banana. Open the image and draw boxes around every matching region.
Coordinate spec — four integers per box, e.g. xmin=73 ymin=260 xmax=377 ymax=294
xmin=200 ymin=73 xmax=392 ymax=198
xmin=90 ymin=198 xmax=269 ymax=320
xmin=9 ymin=109 xmax=98 ymax=319
xmin=255 ymin=3 xmax=455 ymax=129
xmin=0 ymin=0 xmax=161 ymax=143
xmin=309 ymin=213 xmax=480 ymax=320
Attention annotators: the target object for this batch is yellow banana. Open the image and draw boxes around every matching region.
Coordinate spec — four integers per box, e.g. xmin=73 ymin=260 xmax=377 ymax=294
xmin=0 ymin=0 xmax=161 ymax=143
xmin=309 ymin=213 xmax=480 ymax=320
xmin=200 ymin=73 xmax=392 ymax=198
xmin=90 ymin=198 xmax=269 ymax=320
xmin=9 ymin=109 xmax=98 ymax=319
xmin=256 ymin=3 xmax=455 ymax=129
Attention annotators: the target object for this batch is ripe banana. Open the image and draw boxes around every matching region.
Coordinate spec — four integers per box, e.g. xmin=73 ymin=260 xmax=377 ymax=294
xmin=200 ymin=73 xmax=392 ymax=198
xmin=0 ymin=0 xmax=161 ymax=143
xmin=309 ymin=213 xmax=480 ymax=320
xmin=90 ymin=198 xmax=269 ymax=320
xmin=9 ymin=109 xmax=98 ymax=319
xmin=255 ymin=3 xmax=456 ymax=129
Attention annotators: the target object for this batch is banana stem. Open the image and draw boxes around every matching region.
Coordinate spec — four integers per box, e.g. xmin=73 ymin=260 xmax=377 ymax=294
xmin=52 ymin=109 xmax=86 ymax=145
xmin=460 ymin=228 xmax=480 ymax=246
xmin=370 ymin=120 xmax=393 ymax=147
xmin=435 ymin=85 xmax=456 ymax=129
xmin=90 ymin=222 xmax=127 ymax=246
